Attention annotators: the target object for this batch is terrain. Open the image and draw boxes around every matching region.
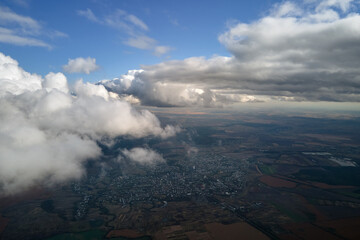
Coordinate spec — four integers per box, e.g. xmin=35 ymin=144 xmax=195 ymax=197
xmin=1 ymin=107 xmax=360 ymax=240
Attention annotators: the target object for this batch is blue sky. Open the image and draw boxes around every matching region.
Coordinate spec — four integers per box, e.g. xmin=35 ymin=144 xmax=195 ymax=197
xmin=1 ymin=0 xmax=360 ymax=106
xmin=0 ymin=0 xmax=278 ymax=83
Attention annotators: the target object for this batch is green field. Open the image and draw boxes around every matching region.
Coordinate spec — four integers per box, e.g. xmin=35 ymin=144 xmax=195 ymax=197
xmin=259 ymin=164 xmax=276 ymax=175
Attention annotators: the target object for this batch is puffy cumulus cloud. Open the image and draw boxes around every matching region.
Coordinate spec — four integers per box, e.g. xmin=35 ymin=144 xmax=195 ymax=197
xmin=74 ymin=79 xmax=110 ymax=100
xmin=43 ymin=72 xmax=69 ymax=93
xmin=99 ymin=0 xmax=360 ymax=105
xmin=122 ymin=148 xmax=164 ymax=164
xmin=0 ymin=53 xmax=42 ymax=96
xmin=63 ymin=57 xmax=100 ymax=74
xmin=99 ymin=69 xmax=210 ymax=107
xmin=0 ymin=52 xmax=178 ymax=195
xmin=217 ymin=0 xmax=360 ymax=101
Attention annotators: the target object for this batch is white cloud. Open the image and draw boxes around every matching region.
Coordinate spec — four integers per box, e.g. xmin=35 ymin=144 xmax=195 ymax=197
xmin=10 ymin=0 xmax=29 ymax=8
xmin=77 ymin=8 xmax=99 ymax=23
xmin=77 ymin=8 xmax=171 ymax=56
xmin=63 ymin=57 xmax=100 ymax=74
xmin=0 ymin=52 xmax=178 ymax=195
xmin=48 ymin=30 xmax=68 ymax=39
xmin=0 ymin=52 xmax=42 ymax=95
xmin=272 ymin=1 xmax=303 ymax=17
xmin=0 ymin=26 xmax=51 ymax=48
xmin=43 ymin=72 xmax=69 ymax=93
xmin=0 ymin=7 xmax=65 ymax=48
xmin=126 ymin=14 xmax=149 ymax=31
xmin=100 ymin=0 xmax=360 ymax=105
xmin=101 ymin=9 xmax=149 ymax=33
xmin=74 ymin=79 xmax=110 ymax=100
xmin=122 ymin=148 xmax=164 ymax=164
xmin=153 ymin=46 xmax=172 ymax=56
xmin=316 ymin=0 xmax=354 ymax=12
xmin=0 ymin=6 xmax=40 ymax=32
xmin=124 ymin=35 xmax=156 ymax=50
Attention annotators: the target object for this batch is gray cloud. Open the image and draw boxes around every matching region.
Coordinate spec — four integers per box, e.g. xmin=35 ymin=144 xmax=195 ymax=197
xmin=99 ymin=68 xmax=246 ymax=108
xmin=0 ymin=52 xmax=178 ymax=195
xmin=99 ymin=0 xmax=360 ymax=106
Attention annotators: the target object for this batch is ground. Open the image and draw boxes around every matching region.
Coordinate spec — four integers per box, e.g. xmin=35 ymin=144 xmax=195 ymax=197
xmin=1 ymin=109 xmax=360 ymax=240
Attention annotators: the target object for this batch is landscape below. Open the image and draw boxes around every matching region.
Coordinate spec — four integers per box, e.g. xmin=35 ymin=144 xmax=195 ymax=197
xmin=1 ymin=108 xmax=360 ymax=240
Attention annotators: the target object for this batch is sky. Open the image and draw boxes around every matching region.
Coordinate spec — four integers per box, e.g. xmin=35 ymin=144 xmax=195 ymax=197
xmin=1 ymin=0 xmax=360 ymax=107
xmin=0 ymin=0 xmax=276 ymax=82
xmin=0 ymin=0 xmax=360 ymax=195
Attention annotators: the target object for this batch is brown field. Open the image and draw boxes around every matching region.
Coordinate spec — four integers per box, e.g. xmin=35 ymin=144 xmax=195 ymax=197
xmin=280 ymin=222 xmax=342 ymax=240
xmin=0 ymin=214 xmax=9 ymax=234
xmin=316 ymin=217 xmax=360 ymax=240
xmin=259 ymin=175 xmax=297 ymax=188
xmin=257 ymin=157 xmax=275 ymax=164
xmin=310 ymin=181 xmax=355 ymax=189
xmin=106 ymin=229 xmax=143 ymax=238
xmin=301 ymin=134 xmax=351 ymax=142
xmin=0 ymin=187 xmax=51 ymax=211
xmin=298 ymin=195 xmax=327 ymax=221
xmin=154 ymin=222 xmax=269 ymax=240
xmin=276 ymin=175 xmax=354 ymax=189
xmin=185 ymin=230 xmax=212 ymax=240
xmin=205 ymin=222 xmax=269 ymax=240
xmin=154 ymin=225 xmax=188 ymax=240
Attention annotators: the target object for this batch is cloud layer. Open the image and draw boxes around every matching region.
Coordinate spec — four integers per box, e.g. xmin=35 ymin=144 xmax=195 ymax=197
xmin=99 ymin=0 xmax=360 ymax=106
xmin=0 ymin=52 xmax=177 ymax=195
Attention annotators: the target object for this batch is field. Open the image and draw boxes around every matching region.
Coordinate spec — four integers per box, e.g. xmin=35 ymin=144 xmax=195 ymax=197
xmin=0 ymin=214 xmax=8 ymax=235
xmin=45 ymin=230 xmax=105 ymax=240
xmin=280 ymin=222 xmax=342 ymax=240
xmin=259 ymin=175 xmax=297 ymax=188
xmin=316 ymin=217 xmax=360 ymax=240
xmin=154 ymin=222 xmax=269 ymax=240
xmin=205 ymin=222 xmax=269 ymax=240
xmin=1 ymin=111 xmax=360 ymax=240
xmin=106 ymin=229 xmax=144 ymax=238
